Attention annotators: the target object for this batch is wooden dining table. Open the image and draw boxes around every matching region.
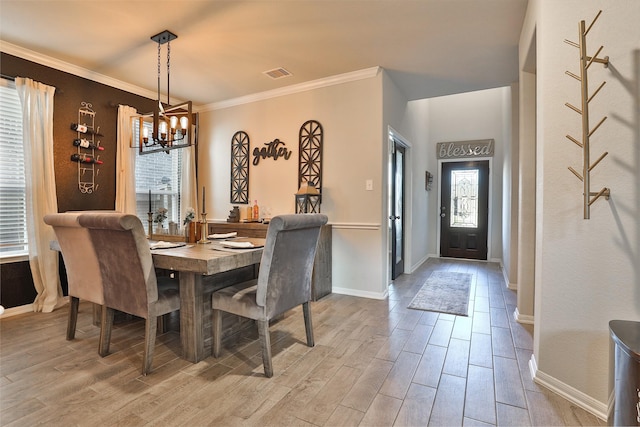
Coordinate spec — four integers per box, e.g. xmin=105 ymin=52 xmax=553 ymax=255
xmin=151 ymin=241 xmax=264 ymax=363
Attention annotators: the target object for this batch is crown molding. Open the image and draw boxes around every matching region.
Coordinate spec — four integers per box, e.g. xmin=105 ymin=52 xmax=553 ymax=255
xmin=0 ymin=40 xmax=158 ymax=101
xmin=1 ymin=40 xmax=380 ymax=112
xmin=200 ymin=66 xmax=381 ymax=112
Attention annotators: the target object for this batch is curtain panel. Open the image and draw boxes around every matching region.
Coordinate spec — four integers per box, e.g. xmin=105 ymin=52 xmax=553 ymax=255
xmin=15 ymin=77 xmax=64 ymax=313
xmin=115 ymin=105 xmax=137 ymax=214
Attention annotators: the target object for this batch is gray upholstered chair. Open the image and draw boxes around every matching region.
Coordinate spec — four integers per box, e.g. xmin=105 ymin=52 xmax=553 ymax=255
xmin=43 ymin=212 xmax=107 ymax=352
xmin=212 ymin=213 xmax=328 ymax=377
xmin=78 ymin=212 xmax=180 ymax=375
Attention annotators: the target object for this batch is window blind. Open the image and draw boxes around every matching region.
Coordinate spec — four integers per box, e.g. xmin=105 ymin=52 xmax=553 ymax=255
xmin=132 ymin=120 xmax=183 ymax=228
xmin=0 ymin=78 xmax=28 ymax=256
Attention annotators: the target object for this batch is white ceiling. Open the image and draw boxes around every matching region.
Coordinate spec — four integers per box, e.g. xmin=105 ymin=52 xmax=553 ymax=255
xmin=0 ymin=0 xmax=528 ymax=107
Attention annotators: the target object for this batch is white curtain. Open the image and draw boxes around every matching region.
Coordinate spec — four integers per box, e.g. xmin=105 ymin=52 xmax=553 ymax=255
xmin=115 ymin=105 xmax=137 ymax=213
xmin=16 ymin=77 xmax=64 ymax=313
xmin=180 ymin=143 xmax=198 ymax=223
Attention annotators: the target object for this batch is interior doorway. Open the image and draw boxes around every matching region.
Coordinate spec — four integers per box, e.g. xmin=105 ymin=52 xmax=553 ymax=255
xmin=440 ymin=160 xmax=489 ymax=260
xmin=390 ymin=142 xmax=405 ymax=279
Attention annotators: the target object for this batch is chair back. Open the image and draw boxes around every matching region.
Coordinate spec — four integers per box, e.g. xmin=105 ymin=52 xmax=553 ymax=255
xmin=43 ymin=212 xmax=104 ymax=305
xmin=78 ymin=213 xmax=158 ymax=319
xmin=256 ymin=214 xmax=328 ymax=318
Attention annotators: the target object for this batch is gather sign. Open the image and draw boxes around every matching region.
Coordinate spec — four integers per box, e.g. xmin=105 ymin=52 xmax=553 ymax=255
xmin=437 ymin=139 xmax=494 ymax=159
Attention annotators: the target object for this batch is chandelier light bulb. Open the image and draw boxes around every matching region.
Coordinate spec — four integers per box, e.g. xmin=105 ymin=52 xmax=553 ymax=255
xmin=180 ymin=116 xmax=188 ymax=130
xmin=170 ymin=116 xmax=178 ymax=129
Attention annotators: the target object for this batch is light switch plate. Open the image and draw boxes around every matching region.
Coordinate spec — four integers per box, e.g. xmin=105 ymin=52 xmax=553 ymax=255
xmin=365 ymin=179 xmax=373 ymax=191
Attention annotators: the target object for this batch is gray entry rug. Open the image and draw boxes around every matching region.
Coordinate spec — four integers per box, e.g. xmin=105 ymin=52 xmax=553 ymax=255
xmin=408 ymin=271 xmax=472 ymax=316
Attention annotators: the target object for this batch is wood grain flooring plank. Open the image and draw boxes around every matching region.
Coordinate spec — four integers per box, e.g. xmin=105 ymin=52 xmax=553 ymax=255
xmin=342 ymin=357 xmax=394 ymax=412
xmin=379 ymin=351 xmax=422 ymax=399
xmin=325 ymin=405 xmax=365 ymax=426
xmin=298 ymin=364 xmax=362 ymax=425
xmin=375 ymin=327 xmax=411 ymax=362
xmin=494 ymin=355 xmax=527 ymax=408
xmin=442 ymin=338 xmax=470 ymax=378
xmin=394 ymin=382 xmax=436 ymax=427
xmin=428 ymin=318 xmax=454 ymax=347
xmin=402 ymin=323 xmax=433 ymax=355
xmin=428 ymin=373 xmax=466 ymax=426
xmin=491 ymin=325 xmax=516 ymax=359
xmin=496 ymin=401 xmax=532 ymax=426
xmin=412 ymin=344 xmax=447 ymax=388
xmin=464 ymin=365 xmax=496 ymax=424
xmin=359 ymin=393 xmax=403 ymax=427
xmin=469 ymin=332 xmax=493 ymax=369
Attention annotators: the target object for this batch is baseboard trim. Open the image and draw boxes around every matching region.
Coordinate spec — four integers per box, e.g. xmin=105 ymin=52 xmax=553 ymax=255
xmin=0 ymin=303 xmax=34 ymax=318
xmin=529 ymin=354 xmax=608 ymax=422
xmin=332 ymin=286 xmax=387 ymax=300
xmin=409 ymin=254 xmax=430 ymax=273
xmin=513 ymin=307 xmax=534 ymax=324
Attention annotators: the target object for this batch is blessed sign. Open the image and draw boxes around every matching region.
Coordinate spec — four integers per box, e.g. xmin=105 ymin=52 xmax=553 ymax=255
xmin=437 ymin=139 xmax=494 ymax=159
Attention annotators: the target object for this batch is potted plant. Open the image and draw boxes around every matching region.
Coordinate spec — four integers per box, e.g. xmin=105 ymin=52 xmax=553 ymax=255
xmin=183 ymin=207 xmax=196 ymax=242
xmin=153 ymin=207 xmax=168 ymax=233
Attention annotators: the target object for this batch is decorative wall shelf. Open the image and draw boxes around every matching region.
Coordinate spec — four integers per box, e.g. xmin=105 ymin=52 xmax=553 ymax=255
xmin=564 ymin=10 xmax=610 ymax=219
xmin=230 ymin=131 xmax=250 ymax=204
xmin=70 ymin=102 xmax=103 ymax=193
xmin=298 ymin=120 xmax=323 ymax=190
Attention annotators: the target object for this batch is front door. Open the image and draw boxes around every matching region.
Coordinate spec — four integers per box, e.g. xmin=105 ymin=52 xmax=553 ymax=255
xmin=390 ymin=143 xmax=405 ymax=279
xmin=440 ymin=160 xmax=489 ymax=260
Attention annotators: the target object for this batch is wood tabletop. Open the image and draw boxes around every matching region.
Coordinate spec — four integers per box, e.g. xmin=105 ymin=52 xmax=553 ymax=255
xmin=150 ymin=241 xmax=264 ymax=275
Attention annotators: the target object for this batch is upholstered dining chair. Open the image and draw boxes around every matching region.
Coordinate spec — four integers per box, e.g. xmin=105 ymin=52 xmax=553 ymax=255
xmin=211 ymin=213 xmax=328 ymax=377
xmin=43 ymin=212 xmax=107 ymax=352
xmin=77 ymin=212 xmax=180 ymax=375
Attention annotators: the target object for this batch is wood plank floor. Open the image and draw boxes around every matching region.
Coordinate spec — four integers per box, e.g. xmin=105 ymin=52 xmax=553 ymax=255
xmin=0 ymin=258 xmax=606 ymax=426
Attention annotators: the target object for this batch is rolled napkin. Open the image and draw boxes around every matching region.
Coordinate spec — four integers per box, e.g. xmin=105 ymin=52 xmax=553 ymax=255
xmin=208 ymin=232 xmax=238 ymax=239
xmin=149 ymin=241 xmax=186 ymax=250
xmin=220 ymin=240 xmax=254 ymax=248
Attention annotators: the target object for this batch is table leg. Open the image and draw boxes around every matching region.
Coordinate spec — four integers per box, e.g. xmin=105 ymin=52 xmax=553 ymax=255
xmin=179 ymin=271 xmax=204 ymax=363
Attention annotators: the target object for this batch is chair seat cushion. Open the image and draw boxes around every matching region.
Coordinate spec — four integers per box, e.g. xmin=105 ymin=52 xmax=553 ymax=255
xmin=211 ymin=279 xmax=266 ymax=320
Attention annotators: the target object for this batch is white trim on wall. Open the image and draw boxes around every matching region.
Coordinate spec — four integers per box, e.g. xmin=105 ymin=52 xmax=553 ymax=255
xmin=332 ymin=286 xmax=387 ymax=300
xmin=202 ymin=67 xmax=382 ymax=111
xmin=0 ymin=41 xmax=160 ymax=102
xmin=529 ymin=354 xmax=607 ymax=422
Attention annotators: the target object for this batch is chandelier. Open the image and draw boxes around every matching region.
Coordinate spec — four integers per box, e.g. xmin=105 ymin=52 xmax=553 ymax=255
xmin=135 ymin=30 xmax=193 ymax=155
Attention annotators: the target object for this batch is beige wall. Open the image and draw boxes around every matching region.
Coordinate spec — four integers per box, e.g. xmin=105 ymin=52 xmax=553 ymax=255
xmin=197 ymin=71 xmax=390 ymax=297
xmin=526 ymin=0 xmax=640 ymax=416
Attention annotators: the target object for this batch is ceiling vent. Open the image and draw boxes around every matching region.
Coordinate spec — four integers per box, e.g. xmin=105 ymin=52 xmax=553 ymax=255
xmin=263 ymin=67 xmax=293 ymax=80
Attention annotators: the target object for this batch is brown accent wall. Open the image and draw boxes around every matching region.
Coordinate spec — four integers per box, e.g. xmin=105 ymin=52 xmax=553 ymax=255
xmin=1 ymin=52 xmax=155 ymax=308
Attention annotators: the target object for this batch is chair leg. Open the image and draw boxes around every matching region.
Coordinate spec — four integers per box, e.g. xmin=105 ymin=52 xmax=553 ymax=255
xmin=98 ymin=306 xmax=114 ymax=357
xmin=302 ymin=302 xmax=315 ymax=347
xmin=142 ymin=315 xmax=158 ymax=376
xmin=257 ymin=320 xmax=273 ymax=378
xmin=212 ymin=309 xmax=222 ymax=358
xmin=157 ymin=315 xmax=166 ymax=334
xmin=66 ymin=296 xmax=79 ymax=340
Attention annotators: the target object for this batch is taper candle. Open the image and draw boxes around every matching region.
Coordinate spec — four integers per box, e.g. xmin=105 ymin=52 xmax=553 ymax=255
xmin=202 ymin=186 xmax=206 ymax=213
xmin=148 ymin=189 xmax=151 ymax=212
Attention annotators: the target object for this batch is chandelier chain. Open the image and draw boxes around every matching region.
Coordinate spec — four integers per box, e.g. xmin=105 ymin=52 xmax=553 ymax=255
xmin=156 ymin=40 xmax=161 ymax=104
xmin=167 ymin=40 xmax=171 ymax=104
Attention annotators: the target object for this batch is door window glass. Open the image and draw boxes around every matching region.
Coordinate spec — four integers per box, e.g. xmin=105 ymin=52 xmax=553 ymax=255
xmin=450 ymin=169 xmax=478 ymax=228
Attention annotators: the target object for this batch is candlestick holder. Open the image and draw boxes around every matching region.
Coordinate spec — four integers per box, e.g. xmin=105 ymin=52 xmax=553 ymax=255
xmin=198 ymin=213 xmax=209 ymax=244
xmin=147 ymin=212 xmax=153 ymax=239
